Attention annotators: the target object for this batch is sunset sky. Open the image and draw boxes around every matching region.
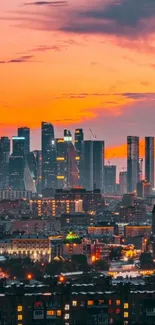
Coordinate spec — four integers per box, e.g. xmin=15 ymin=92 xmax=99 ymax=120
xmin=1 ymin=0 xmax=155 ymax=170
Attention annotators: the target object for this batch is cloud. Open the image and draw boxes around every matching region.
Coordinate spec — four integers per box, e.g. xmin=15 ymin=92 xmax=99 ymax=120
xmin=121 ymin=92 xmax=155 ymax=100
xmin=23 ymin=1 xmax=67 ymax=6
xmin=0 ymin=55 xmax=34 ymax=64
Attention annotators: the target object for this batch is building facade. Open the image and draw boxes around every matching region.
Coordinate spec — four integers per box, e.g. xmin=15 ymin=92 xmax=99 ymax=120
xmin=127 ymin=136 xmax=139 ymax=192
xmin=145 ymin=136 xmax=154 ymax=189
xmin=42 ymin=122 xmax=56 ymax=190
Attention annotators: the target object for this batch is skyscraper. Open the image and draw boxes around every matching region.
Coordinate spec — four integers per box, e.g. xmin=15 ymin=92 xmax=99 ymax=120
xmin=74 ymin=129 xmax=84 ymax=185
xmin=56 ymin=138 xmax=66 ymax=188
xmin=0 ymin=137 xmax=10 ymax=189
xmin=9 ymin=156 xmax=25 ymax=190
xmin=104 ymin=165 xmax=116 ymax=193
xmin=18 ymin=127 xmax=30 ymax=154
xmin=145 ymin=137 xmax=154 ymax=188
xmin=64 ymin=129 xmax=79 ymax=187
xmin=42 ymin=122 xmax=56 ymax=189
xmin=93 ymin=141 xmax=104 ymax=192
xmin=82 ymin=141 xmax=94 ymax=190
xmin=119 ymin=170 xmax=127 ymax=194
xmin=12 ymin=137 xmax=25 ymax=157
xmin=127 ymin=136 xmax=139 ymax=192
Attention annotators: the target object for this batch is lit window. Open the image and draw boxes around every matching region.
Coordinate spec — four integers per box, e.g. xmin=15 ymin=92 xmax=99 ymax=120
xmin=99 ymin=300 xmax=104 ymax=305
xmin=18 ymin=324 xmax=22 ymax=325
xmin=124 ymin=312 xmax=128 ymax=318
xmin=57 ymin=310 xmax=62 ymax=316
xmin=18 ymin=315 xmax=22 ymax=321
xmin=109 ymin=300 xmax=112 ymax=305
xmin=47 ymin=310 xmax=56 ymax=316
xmin=124 ymin=303 xmax=129 ymax=309
xmin=64 ymin=314 xmax=70 ymax=320
xmin=88 ymin=300 xmax=94 ymax=306
xmin=17 ymin=306 xmax=23 ymax=312
xmin=116 ymin=300 xmax=120 ymax=305
xmin=124 ymin=322 xmax=128 ymax=325
xmin=64 ymin=304 xmax=70 ymax=310
xmin=72 ymin=301 xmax=77 ymax=307
xmin=116 ymin=308 xmax=120 ymax=314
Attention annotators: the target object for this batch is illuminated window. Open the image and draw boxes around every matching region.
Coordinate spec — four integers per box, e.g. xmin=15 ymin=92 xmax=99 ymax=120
xmin=64 ymin=314 xmax=70 ymax=320
xmin=116 ymin=300 xmax=120 ymax=305
xmin=124 ymin=303 xmax=129 ymax=309
xmin=99 ymin=300 xmax=104 ymax=305
xmin=64 ymin=305 xmax=70 ymax=311
xmin=17 ymin=306 xmax=23 ymax=312
xmin=124 ymin=322 xmax=128 ymax=325
xmin=109 ymin=300 xmax=112 ymax=305
xmin=47 ymin=310 xmax=56 ymax=316
xmin=116 ymin=308 xmax=120 ymax=314
xmin=72 ymin=301 xmax=77 ymax=307
xmin=124 ymin=312 xmax=128 ymax=318
xmin=88 ymin=300 xmax=94 ymax=306
xmin=57 ymin=310 xmax=62 ymax=316
xmin=18 ymin=315 xmax=22 ymax=321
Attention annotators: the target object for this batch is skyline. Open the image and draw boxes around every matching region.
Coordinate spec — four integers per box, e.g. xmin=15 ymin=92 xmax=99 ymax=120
xmin=1 ymin=0 xmax=155 ymax=169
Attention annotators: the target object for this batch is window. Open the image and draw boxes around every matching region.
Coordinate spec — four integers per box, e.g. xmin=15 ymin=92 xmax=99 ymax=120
xmin=124 ymin=303 xmax=129 ymax=309
xmin=124 ymin=322 xmax=128 ymax=325
xmin=109 ymin=300 xmax=112 ymax=305
xmin=88 ymin=300 xmax=94 ymax=306
xmin=17 ymin=306 xmax=22 ymax=312
xmin=72 ymin=301 xmax=77 ymax=307
xmin=99 ymin=300 xmax=104 ymax=305
xmin=47 ymin=310 xmax=56 ymax=316
xmin=116 ymin=300 xmax=120 ymax=306
xmin=116 ymin=308 xmax=120 ymax=314
xmin=64 ymin=304 xmax=70 ymax=310
xmin=18 ymin=315 xmax=22 ymax=321
xmin=64 ymin=314 xmax=70 ymax=320
xmin=124 ymin=312 xmax=128 ymax=318
xmin=57 ymin=310 xmax=61 ymax=316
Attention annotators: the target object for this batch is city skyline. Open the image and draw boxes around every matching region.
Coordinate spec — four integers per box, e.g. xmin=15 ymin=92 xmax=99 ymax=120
xmin=1 ymin=0 xmax=155 ymax=168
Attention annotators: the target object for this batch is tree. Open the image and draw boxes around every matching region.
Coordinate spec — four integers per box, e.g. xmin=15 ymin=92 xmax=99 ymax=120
xmin=94 ymin=259 xmax=109 ymax=271
xmin=109 ymin=247 xmax=122 ymax=260
xmin=140 ymin=252 xmax=154 ymax=269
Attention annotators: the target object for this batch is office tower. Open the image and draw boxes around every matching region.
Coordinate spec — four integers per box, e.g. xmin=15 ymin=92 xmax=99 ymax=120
xmin=127 ymin=136 xmax=139 ymax=192
xmin=33 ymin=150 xmax=42 ymax=194
xmin=64 ymin=129 xmax=79 ymax=187
xmin=139 ymin=158 xmax=143 ymax=180
xmin=18 ymin=127 xmax=30 ymax=154
xmin=41 ymin=122 xmax=56 ymax=189
xmin=56 ymin=138 xmax=66 ymax=188
xmin=0 ymin=137 xmax=10 ymax=189
xmin=26 ymin=151 xmax=42 ymax=194
xmin=93 ymin=141 xmax=104 ymax=192
xmin=137 ymin=180 xmax=151 ymax=198
xmin=12 ymin=136 xmax=25 ymax=157
xmin=119 ymin=170 xmax=127 ymax=194
xmin=74 ymin=129 xmax=84 ymax=185
xmin=9 ymin=156 xmax=25 ymax=190
xmin=104 ymin=165 xmax=116 ymax=193
xmin=82 ymin=141 xmax=93 ymax=190
xmin=145 ymin=137 xmax=154 ymax=188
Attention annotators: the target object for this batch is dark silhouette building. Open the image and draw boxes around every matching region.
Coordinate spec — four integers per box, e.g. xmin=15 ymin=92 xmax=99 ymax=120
xmin=41 ymin=122 xmax=56 ymax=190
xmin=93 ymin=140 xmax=104 ymax=192
xmin=145 ymin=136 xmax=154 ymax=189
xmin=127 ymin=136 xmax=139 ymax=192
xmin=18 ymin=126 xmax=30 ymax=154
xmin=104 ymin=165 xmax=116 ymax=193
xmin=74 ymin=128 xmax=84 ymax=185
xmin=9 ymin=156 xmax=25 ymax=190
xmin=12 ymin=136 xmax=25 ymax=157
xmin=0 ymin=137 xmax=10 ymax=189
xmin=82 ymin=140 xmax=94 ymax=190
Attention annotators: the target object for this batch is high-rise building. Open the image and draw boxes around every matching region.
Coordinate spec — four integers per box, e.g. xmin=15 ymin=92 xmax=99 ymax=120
xmin=139 ymin=158 xmax=143 ymax=180
xmin=137 ymin=180 xmax=151 ymax=198
xmin=56 ymin=138 xmax=66 ymax=188
xmin=127 ymin=136 xmax=139 ymax=192
xmin=0 ymin=137 xmax=10 ymax=189
xmin=119 ymin=170 xmax=127 ymax=194
xmin=152 ymin=205 xmax=155 ymax=258
xmin=41 ymin=122 xmax=56 ymax=190
xmin=64 ymin=129 xmax=79 ymax=187
xmin=145 ymin=137 xmax=154 ymax=188
xmin=82 ymin=141 xmax=93 ymax=190
xmin=104 ymin=165 xmax=116 ymax=193
xmin=18 ymin=127 xmax=30 ymax=154
xmin=74 ymin=129 xmax=84 ymax=185
xmin=9 ymin=156 xmax=25 ymax=190
xmin=12 ymin=136 xmax=25 ymax=157
xmin=93 ymin=141 xmax=104 ymax=192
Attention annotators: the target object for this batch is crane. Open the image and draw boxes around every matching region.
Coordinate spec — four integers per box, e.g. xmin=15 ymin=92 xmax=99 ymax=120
xmin=90 ymin=129 xmax=97 ymax=140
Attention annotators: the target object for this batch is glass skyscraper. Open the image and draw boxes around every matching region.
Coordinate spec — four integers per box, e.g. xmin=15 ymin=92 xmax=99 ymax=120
xmin=0 ymin=137 xmax=10 ymax=189
xmin=18 ymin=127 xmax=30 ymax=154
xmin=41 ymin=122 xmax=56 ymax=189
xmin=93 ymin=140 xmax=104 ymax=192
xmin=145 ymin=136 xmax=154 ymax=188
xmin=127 ymin=136 xmax=139 ymax=192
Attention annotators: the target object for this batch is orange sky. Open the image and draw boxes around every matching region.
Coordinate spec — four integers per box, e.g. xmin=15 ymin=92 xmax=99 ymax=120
xmin=1 ymin=0 xmax=155 ymax=166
